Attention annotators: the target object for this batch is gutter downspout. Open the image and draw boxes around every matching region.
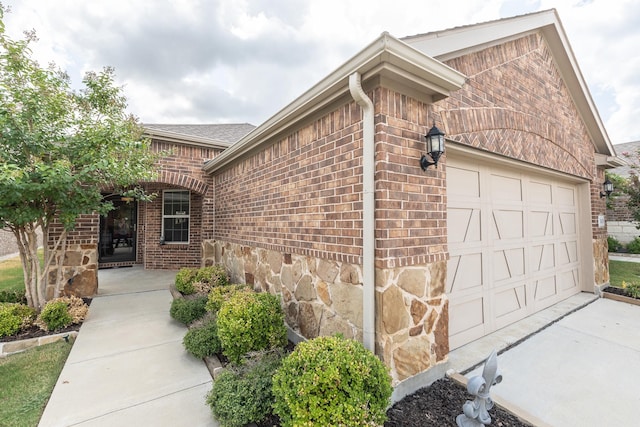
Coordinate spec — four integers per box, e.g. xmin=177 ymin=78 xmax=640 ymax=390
xmin=349 ymin=72 xmax=375 ymax=352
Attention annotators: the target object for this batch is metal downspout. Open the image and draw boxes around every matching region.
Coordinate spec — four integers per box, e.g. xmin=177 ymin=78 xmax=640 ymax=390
xmin=349 ymin=72 xmax=375 ymax=352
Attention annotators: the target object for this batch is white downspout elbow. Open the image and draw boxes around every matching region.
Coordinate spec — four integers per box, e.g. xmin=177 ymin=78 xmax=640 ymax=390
xmin=349 ymin=72 xmax=375 ymax=352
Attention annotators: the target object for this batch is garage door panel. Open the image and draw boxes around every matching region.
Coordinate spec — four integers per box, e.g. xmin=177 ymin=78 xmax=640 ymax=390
xmin=491 ymin=174 xmax=522 ymax=201
xmin=557 ymin=186 xmax=576 ymax=205
xmin=530 ymin=211 xmax=553 ymax=236
xmin=558 ymin=212 xmax=577 ymax=234
xmin=492 ymin=210 xmax=524 ymax=240
xmin=493 ymin=285 xmax=528 ymax=328
xmin=447 ymin=253 xmax=483 ymax=293
xmin=449 ymin=167 xmax=480 ymax=198
xmin=449 ymin=297 xmax=485 ymax=349
xmin=557 ymin=241 xmax=578 ymax=265
xmin=493 ymin=247 xmax=525 ymax=282
xmin=533 ymin=276 xmax=557 ymax=301
xmin=447 ymin=158 xmax=583 ymax=349
xmin=448 ymin=208 xmax=481 ymax=243
xmin=532 ymin=243 xmax=555 ymax=272
xmin=558 ymin=269 xmax=579 ymax=291
xmin=529 ymin=181 xmax=553 ymax=204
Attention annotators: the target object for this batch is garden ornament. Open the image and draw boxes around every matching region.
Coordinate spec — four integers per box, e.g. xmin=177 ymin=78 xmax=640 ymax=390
xmin=456 ymin=349 xmax=502 ymax=427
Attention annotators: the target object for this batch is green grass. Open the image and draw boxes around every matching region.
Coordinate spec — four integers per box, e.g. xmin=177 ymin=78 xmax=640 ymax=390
xmin=0 ymin=338 xmax=74 ymax=427
xmin=609 ymin=260 xmax=640 ymax=288
xmin=0 ymin=251 xmax=43 ymax=293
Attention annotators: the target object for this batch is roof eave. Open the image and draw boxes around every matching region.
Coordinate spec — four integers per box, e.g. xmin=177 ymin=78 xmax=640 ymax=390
xmin=203 ymin=32 xmax=466 ymax=174
xmin=143 ymin=128 xmax=231 ymax=150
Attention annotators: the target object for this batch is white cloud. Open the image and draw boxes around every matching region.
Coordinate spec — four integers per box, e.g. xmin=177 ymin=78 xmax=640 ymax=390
xmin=2 ymin=0 xmax=639 ymax=143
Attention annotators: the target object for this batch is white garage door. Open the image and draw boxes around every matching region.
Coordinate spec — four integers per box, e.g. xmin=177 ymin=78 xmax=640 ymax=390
xmin=447 ymin=157 xmax=582 ymax=349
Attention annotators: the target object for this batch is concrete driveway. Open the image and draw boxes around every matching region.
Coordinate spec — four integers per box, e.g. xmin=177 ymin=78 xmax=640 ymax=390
xmin=38 ymin=266 xmax=217 ymax=427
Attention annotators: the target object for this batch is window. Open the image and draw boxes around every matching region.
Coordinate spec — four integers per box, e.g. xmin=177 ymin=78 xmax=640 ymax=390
xmin=162 ymin=190 xmax=190 ymax=243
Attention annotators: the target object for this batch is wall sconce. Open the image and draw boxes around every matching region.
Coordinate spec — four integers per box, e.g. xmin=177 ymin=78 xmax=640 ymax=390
xmin=420 ymin=122 xmax=445 ymax=170
xmin=600 ymin=178 xmax=613 ymax=198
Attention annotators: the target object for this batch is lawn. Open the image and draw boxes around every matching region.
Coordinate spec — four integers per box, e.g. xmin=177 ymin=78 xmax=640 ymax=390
xmin=609 ymin=260 xmax=640 ymax=288
xmin=0 ymin=251 xmax=43 ymax=293
xmin=0 ymin=338 xmax=74 ymax=427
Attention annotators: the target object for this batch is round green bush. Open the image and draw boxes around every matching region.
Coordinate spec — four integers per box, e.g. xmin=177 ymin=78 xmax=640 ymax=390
xmin=170 ymin=296 xmax=208 ymax=325
xmin=272 ymin=335 xmax=393 ymax=427
xmin=38 ymin=300 xmax=73 ymax=331
xmin=205 ymin=284 xmax=251 ymax=314
xmin=217 ymin=292 xmax=287 ymax=364
xmin=195 ymin=265 xmax=229 ymax=287
xmin=207 ymin=351 xmax=283 ymax=427
xmin=175 ymin=267 xmax=198 ymax=295
xmin=607 ymin=236 xmax=623 ymax=252
xmin=0 ymin=303 xmax=35 ymax=337
xmin=0 ymin=289 xmax=27 ymax=304
xmin=627 ymin=237 xmax=640 ymax=254
xmin=183 ymin=317 xmax=222 ymax=359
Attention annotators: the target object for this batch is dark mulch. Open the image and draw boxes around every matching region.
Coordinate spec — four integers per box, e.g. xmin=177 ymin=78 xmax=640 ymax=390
xmin=603 ymin=286 xmax=638 ymax=299
xmin=0 ymin=297 xmax=92 ymax=343
xmin=255 ymin=377 xmax=531 ymax=427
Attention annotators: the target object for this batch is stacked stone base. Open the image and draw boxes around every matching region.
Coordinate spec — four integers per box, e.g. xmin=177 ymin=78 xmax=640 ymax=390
xmin=203 ymin=239 xmax=449 ymax=385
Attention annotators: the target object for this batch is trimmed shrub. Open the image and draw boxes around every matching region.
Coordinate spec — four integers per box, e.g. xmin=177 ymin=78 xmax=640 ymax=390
xmin=36 ymin=296 xmax=88 ymax=331
xmin=272 ymin=335 xmax=393 ymax=427
xmin=175 ymin=265 xmax=230 ymax=295
xmin=0 ymin=303 xmax=35 ymax=337
xmin=627 ymin=237 xmax=640 ymax=254
xmin=38 ymin=300 xmax=73 ymax=331
xmin=170 ymin=296 xmax=208 ymax=325
xmin=217 ymin=292 xmax=287 ymax=364
xmin=207 ymin=351 xmax=284 ymax=427
xmin=175 ymin=267 xmax=198 ymax=295
xmin=0 ymin=289 xmax=27 ymax=304
xmin=607 ymin=236 xmax=623 ymax=252
xmin=183 ymin=317 xmax=222 ymax=359
xmin=206 ymin=284 xmax=251 ymax=314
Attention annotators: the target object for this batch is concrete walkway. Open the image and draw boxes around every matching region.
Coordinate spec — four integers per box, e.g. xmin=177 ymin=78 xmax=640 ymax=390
xmin=38 ymin=266 xmax=217 ymax=427
xmin=463 ymin=297 xmax=640 ymax=427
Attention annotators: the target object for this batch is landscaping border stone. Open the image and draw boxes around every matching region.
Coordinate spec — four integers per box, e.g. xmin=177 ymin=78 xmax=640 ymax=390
xmin=0 ymin=331 xmax=78 ymax=358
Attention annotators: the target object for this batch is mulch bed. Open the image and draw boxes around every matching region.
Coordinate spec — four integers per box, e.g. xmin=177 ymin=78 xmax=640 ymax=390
xmin=0 ymin=297 xmax=92 ymax=343
xmin=255 ymin=377 xmax=531 ymax=427
xmin=603 ymin=286 xmax=638 ymax=299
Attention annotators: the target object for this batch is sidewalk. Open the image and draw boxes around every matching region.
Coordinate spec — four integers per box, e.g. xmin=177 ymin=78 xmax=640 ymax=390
xmin=38 ymin=266 xmax=217 ymax=427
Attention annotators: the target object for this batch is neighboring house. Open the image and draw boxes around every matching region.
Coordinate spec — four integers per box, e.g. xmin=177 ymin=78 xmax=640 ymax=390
xmin=606 ymin=140 xmax=640 ymax=244
xmin=48 ymin=9 xmax=622 ymax=397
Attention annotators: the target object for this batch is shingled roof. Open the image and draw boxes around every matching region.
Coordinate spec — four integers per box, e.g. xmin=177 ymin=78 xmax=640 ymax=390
xmin=608 ymin=141 xmax=640 ymax=177
xmin=144 ymin=123 xmax=256 ymax=147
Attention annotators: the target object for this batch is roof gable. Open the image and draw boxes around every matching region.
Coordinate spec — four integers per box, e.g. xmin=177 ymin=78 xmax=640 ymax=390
xmin=403 ymin=9 xmax=616 ymax=159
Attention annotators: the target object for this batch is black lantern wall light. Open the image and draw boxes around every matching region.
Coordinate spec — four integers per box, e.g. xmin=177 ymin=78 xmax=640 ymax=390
xmin=420 ymin=122 xmax=445 ymax=170
xmin=600 ymin=178 xmax=613 ymax=198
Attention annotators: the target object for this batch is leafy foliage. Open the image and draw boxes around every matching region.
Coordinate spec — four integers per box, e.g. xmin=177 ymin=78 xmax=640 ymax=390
xmin=207 ymin=351 xmax=284 ymax=427
xmin=626 ymin=237 xmax=640 ymax=254
xmin=0 ymin=302 xmax=35 ymax=337
xmin=170 ymin=296 xmax=208 ymax=325
xmin=36 ymin=301 xmax=72 ymax=331
xmin=0 ymin=7 xmax=158 ymax=309
xmin=36 ymin=296 xmax=88 ymax=331
xmin=206 ymin=284 xmax=251 ymax=314
xmin=272 ymin=335 xmax=393 ymax=427
xmin=175 ymin=266 xmax=230 ymax=295
xmin=0 ymin=289 xmax=27 ymax=304
xmin=622 ymin=281 xmax=640 ymax=299
xmin=217 ymin=291 xmax=287 ymax=364
xmin=182 ymin=317 xmax=222 ymax=359
xmin=607 ymin=236 xmax=623 ymax=253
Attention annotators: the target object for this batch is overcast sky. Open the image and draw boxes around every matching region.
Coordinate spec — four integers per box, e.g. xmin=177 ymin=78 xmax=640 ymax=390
xmin=2 ymin=0 xmax=639 ymax=144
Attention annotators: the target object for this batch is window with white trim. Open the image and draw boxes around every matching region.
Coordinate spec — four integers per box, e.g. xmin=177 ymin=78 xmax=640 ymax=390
xmin=162 ymin=190 xmax=190 ymax=243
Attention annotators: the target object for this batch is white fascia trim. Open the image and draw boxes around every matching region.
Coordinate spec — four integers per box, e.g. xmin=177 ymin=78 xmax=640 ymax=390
xmin=203 ymin=32 xmax=466 ymax=174
xmin=143 ymin=128 xmax=231 ymax=150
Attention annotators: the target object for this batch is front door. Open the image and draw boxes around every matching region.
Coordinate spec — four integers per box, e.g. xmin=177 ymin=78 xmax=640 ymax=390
xmin=99 ymin=196 xmax=138 ymax=264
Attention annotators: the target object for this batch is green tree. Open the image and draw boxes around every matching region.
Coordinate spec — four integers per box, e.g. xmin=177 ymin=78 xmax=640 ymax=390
xmin=0 ymin=7 xmax=157 ymax=309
